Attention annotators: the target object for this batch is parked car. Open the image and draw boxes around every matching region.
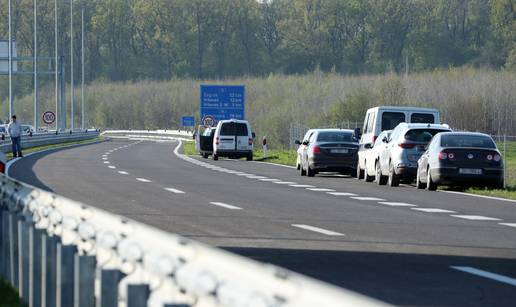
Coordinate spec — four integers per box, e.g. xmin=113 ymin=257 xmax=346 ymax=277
xmin=357 ymin=106 xmax=440 ymax=179
xmin=364 ymin=130 xmax=392 ymax=184
xmin=195 ymin=126 xmax=216 ymax=158
xmin=296 ymin=129 xmax=314 ymax=171
xmin=21 ymin=124 xmax=35 ymax=135
xmin=296 ymin=129 xmax=359 ymax=177
xmin=416 ymin=132 xmax=504 ymax=190
xmin=212 ymin=119 xmax=254 ymax=161
xmin=377 ymin=123 xmax=452 ymax=186
xmin=0 ymin=150 xmax=5 ymax=173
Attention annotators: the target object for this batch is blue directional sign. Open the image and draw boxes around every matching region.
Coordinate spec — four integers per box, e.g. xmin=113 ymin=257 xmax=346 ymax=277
xmin=200 ymin=85 xmax=245 ymax=124
xmin=182 ymin=116 xmax=195 ymax=127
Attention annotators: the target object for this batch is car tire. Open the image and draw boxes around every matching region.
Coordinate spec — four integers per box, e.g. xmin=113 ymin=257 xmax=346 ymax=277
xmin=415 ymin=169 xmax=425 ymax=189
xmin=426 ymin=167 xmax=437 ymax=191
xmin=300 ymin=162 xmax=306 ymax=176
xmin=375 ymin=162 xmax=387 ymax=185
xmin=364 ymin=162 xmax=374 ymax=182
xmin=307 ymin=165 xmax=316 ymax=177
xmin=212 ymin=153 xmax=219 ymax=161
xmin=356 ymin=161 xmax=364 ymax=180
xmin=388 ymin=162 xmax=400 ymax=187
xmin=246 ymin=152 xmax=253 ymax=161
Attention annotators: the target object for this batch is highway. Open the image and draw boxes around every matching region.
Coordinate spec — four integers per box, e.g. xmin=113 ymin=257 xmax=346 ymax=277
xmin=9 ymin=138 xmax=516 ymax=307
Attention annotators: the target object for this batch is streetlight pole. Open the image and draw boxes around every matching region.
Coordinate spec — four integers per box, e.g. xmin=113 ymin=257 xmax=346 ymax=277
xmin=55 ymin=0 xmax=59 ymax=130
xmin=81 ymin=6 xmax=85 ymax=130
xmin=34 ymin=0 xmax=38 ymax=131
xmin=70 ymin=0 xmax=74 ymax=131
xmin=8 ymin=0 xmax=13 ymax=120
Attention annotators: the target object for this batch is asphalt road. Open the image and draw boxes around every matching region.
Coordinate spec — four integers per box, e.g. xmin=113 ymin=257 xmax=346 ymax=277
xmin=9 ymin=139 xmax=516 ymax=306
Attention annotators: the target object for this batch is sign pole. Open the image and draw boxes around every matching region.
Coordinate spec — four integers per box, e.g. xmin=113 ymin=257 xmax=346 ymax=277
xmin=34 ymin=0 xmax=38 ymax=131
xmin=55 ymin=0 xmax=59 ymax=131
xmin=8 ymin=0 xmax=13 ymax=119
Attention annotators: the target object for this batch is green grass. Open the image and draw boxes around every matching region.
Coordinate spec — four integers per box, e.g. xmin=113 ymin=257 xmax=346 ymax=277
xmin=253 ymin=148 xmax=297 ymax=166
xmin=182 ymin=141 xmax=197 ymax=155
xmin=7 ymin=137 xmax=103 ymax=161
xmin=0 ymin=279 xmax=21 ymax=307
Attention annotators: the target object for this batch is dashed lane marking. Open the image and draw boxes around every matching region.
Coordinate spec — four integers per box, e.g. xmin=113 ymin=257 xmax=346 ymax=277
xmin=450 ymin=215 xmax=501 ymax=221
xmin=307 ymin=188 xmax=336 ymax=192
xmin=327 ymin=192 xmax=358 ymax=196
xmin=246 ymin=175 xmax=268 ymax=179
xmin=291 ymin=224 xmax=345 ymax=236
xmin=118 ymin=171 xmax=129 ymax=175
xmin=378 ymin=202 xmax=417 ymax=207
xmin=289 ymin=184 xmax=315 ymax=188
xmin=259 ymin=178 xmax=280 ymax=182
xmin=136 ymin=178 xmax=152 ymax=183
xmin=164 ymin=187 xmax=185 ymax=194
xmin=104 ymin=161 xmax=110 ymax=164
xmin=210 ymin=202 xmax=243 ymax=210
xmin=411 ymin=208 xmax=456 ymax=213
xmin=451 ymin=266 xmax=516 ymax=287
xmin=274 ymin=181 xmax=297 ymax=185
xmin=351 ymin=197 xmax=385 ymax=201
xmin=108 ymin=166 xmax=116 ymax=169
xmin=499 ymin=223 xmax=516 ymax=228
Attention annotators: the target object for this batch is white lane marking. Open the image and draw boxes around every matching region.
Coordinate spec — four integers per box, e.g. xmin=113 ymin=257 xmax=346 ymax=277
xmin=108 ymin=166 xmax=116 ymax=169
xmin=118 ymin=171 xmax=129 ymax=175
xmin=291 ymin=224 xmax=344 ymax=236
xmin=102 ymin=156 xmax=107 ymax=159
xmin=252 ymin=160 xmax=297 ymax=169
xmin=499 ymin=223 xmax=516 ymax=228
xmin=289 ymin=184 xmax=315 ymax=188
xmin=246 ymin=175 xmax=267 ymax=179
xmin=136 ymin=178 xmax=151 ymax=183
xmin=307 ymin=188 xmax=336 ymax=192
xmin=274 ymin=181 xmax=297 ymax=185
xmin=260 ymin=178 xmax=280 ymax=182
xmin=451 ymin=266 xmax=516 ymax=287
xmin=450 ymin=215 xmax=501 ymax=221
xmin=441 ymin=190 xmax=516 ymax=203
xmin=164 ymin=187 xmax=185 ymax=194
xmin=351 ymin=197 xmax=385 ymax=201
xmin=210 ymin=202 xmax=242 ymax=210
xmin=411 ymin=208 xmax=456 ymax=213
xmin=378 ymin=202 xmax=417 ymax=207
xmin=104 ymin=161 xmax=110 ymax=164
xmin=236 ymin=173 xmax=254 ymax=176
xmin=327 ymin=192 xmax=358 ymax=196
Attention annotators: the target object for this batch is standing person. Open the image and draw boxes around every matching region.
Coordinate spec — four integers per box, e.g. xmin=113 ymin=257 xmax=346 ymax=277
xmin=8 ymin=115 xmax=22 ymax=158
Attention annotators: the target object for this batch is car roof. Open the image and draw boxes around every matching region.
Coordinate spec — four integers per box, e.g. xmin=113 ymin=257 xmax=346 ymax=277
xmin=311 ymin=128 xmax=355 ymax=133
xmin=368 ymin=106 xmax=439 ymax=113
xmin=438 ymin=131 xmax=492 ymax=138
xmin=395 ymin=123 xmax=450 ymax=130
xmin=218 ymin=119 xmax=249 ymax=124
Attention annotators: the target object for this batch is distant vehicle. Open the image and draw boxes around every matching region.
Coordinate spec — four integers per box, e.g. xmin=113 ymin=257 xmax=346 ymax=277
xmin=0 ymin=151 xmax=5 ymax=174
xmin=296 ymin=129 xmax=314 ymax=171
xmin=0 ymin=125 xmax=6 ymax=136
xmin=416 ymin=132 xmax=504 ymax=190
xmin=364 ymin=130 xmax=392 ymax=184
xmin=21 ymin=124 xmax=35 ymax=135
xmin=296 ymin=129 xmax=359 ymax=177
xmin=195 ymin=126 xmax=216 ymax=158
xmin=377 ymin=123 xmax=452 ymax=186
xmin=212 ymin=119 xmax=254 ymax=161
xmin=357 ymin=106 xmax=441 ymax=179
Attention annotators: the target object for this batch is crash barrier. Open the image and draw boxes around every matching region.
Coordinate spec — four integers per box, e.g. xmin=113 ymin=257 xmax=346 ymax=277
xmin=0 ymin=175 xmax=387 ymax=307
xmin=103 ymin=130 xmax=193 ymax=142
xmin=0 ymin=130 xmax=100 ymax=154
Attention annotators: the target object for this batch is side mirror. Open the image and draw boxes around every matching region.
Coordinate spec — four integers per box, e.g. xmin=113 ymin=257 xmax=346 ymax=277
xmin=294 ymin=140 xmax=301 ymax=145
xmin=302 ymin=141 xmax=309 ymax=146
xmin=382 ymin=136 xmax=388 ymax=143
xmin=364 ymin=143 xmax=372 ymax=149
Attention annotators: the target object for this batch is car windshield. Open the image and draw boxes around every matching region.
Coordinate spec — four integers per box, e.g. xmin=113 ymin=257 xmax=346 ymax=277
xmin=404 ymin=129 xmax=447 ymax=143
xmin=317 ymin=131 xmax=355 ymax=142
xmin=441 ymin=135 xmax=496 ymax=148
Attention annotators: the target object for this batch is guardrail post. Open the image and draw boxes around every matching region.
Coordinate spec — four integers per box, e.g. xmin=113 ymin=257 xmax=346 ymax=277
xmin=99 ymin=269 xmax=124 ymax=307
xmin=30 ymin=227 xmax=45 ymax=307
xmin=126 ymin=284 xmax=150 ymax=307
xmin=44 ymin=235 xmax=59 ymax=307
xmin=56 ymin=243 xmax=77 ymax=307
xmin=74 ymin=254 xmax=96 ymax=307
xmin=19 ymin=219 xmax=31 ymax=304
xmin=10 ymin=212 xmax=20 ymax=289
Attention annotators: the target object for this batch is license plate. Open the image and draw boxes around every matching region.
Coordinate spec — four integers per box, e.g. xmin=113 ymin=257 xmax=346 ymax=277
xmin=459 ymin=168 xmax=482 ymax=175
xmin=331 ymin=149 xmax=348 ymax=154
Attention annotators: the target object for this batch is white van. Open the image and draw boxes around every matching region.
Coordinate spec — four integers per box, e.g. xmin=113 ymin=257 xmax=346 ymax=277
xmin=212 ymin=119 xmax=254 ymax=161
xmin=357 ymin=106 xmax=440 ymax=178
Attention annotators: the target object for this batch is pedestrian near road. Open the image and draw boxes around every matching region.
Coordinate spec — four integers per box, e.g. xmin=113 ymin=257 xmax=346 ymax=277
xmin=8 ymin=115 xmax=23 ymax=158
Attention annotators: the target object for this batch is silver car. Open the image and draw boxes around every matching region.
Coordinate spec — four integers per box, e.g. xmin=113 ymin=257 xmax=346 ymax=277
xmin=378 ymin=123 xmax=452 ymax=186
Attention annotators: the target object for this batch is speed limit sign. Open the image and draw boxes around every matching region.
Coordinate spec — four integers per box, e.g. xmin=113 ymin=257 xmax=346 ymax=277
xmin=42 ymin=111 xmax=56 ymax=125
xmin=202 ymin=115 xmax=216 ymax=128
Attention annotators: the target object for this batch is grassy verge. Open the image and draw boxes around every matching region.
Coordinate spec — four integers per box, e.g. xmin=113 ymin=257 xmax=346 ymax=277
xmin=182 ymin=141 xmax=197 ymax=155
xmin=7 ymin=136 xmax=103 ymax=161
xmin=0 ymin=279 xmax=21 ymax=307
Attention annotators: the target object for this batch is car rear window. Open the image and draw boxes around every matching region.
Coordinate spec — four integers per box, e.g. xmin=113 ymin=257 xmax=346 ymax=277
xmin=441 ymin=135 xmax=496 ymax=148
xmin=317 ymin=132 xmax=355 ymax=142
xmin=411 ymin=113 xmax=434 ymax=123
xmin=220 ymin=122 xmax=248 ymax=136
xmin=381 ymin=112 xmax=406 ymax=130
xmin=404 ymin=129 xmax=447 ymax=142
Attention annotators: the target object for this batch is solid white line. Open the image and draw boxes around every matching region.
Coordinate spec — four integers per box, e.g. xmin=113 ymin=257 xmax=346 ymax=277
xmin=118 ymin=171 xmax=129 ymax=175
xmin=440 ymin=190 xmax=516 ymax=203
xmin=210 ymin=202 xmax=242 ymax=210
xmin=411 ymin=208 xmax=456 ymax=213
xmin=291 ymin=224 xmax=344 ymax=236
xmin=351 ymin=197 xmax=385 ymax=201
xmin=499 ymin=223 xmax=516 ymax=228
xmin=289 ymin=184 xmax=315 ymax=188
xmin=307 ymin=188 xmax=336 ymax=192
xmin=136 ymin=178 xmax=151 ymax=183
xmin=327 ymin=192 xmax=358 ymax=196
xmin=274 ymin=181 xmax=297 ymax=185
xmin=251 ymin=160 xmax=297 ymax=169
xmin=108 ymin=166 xmax=116 ymax=169
xmin=451 ymin=266 xmax=516 ymax=287
xmin=378 ymin=202 xmax=417 ymax=207
xmin=450 ymin=215 xmax=501 ymax=221
xmin=164 ymin=187 xmax=185 ymax=194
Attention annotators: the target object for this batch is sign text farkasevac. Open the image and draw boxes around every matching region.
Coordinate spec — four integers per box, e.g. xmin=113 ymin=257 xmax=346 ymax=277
xmin=200 ymin=85 xmax=245 ymax=122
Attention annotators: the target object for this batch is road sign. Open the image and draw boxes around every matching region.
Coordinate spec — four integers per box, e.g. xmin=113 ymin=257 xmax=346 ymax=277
xmin=202 ymin=115 xmax=216 ymax=128
xmin=42 ymin=111 xmax=56 ymax=125
xmin=182 ymin=116 xmax=195 ymax=127
xmin=200 ymin=85 xmax=245 ymax=124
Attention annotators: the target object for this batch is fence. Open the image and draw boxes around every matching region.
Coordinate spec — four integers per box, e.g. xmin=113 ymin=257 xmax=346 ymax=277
xmin=491 ymin=135 xmax=516 ymax=188
xmin=0 ymin=153 xmax=387 ymax=307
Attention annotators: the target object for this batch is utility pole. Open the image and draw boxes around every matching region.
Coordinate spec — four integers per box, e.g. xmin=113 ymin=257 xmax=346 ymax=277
xmin=70 ymin=0 xmax=74 ymax=131
xmin=55 ymin=0 xmax=59 ymax=130
xmin=8 ymin=0 xmax=13 ymax=119
xmin=81 ymin=6 xmax=85 ymax=130
xmin=34 ymin=0 xmax=38 ymax=131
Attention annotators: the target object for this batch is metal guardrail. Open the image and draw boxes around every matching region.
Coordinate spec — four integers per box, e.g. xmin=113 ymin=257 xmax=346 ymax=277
xmin=0 ymin=133 xmax=388 ymax=307
xmin=0 ymin=130 xmax=100 ymax=154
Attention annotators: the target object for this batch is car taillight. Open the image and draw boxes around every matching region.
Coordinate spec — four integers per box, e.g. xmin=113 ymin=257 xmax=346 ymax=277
xmin=438 ymin=152 xmax=448 ymax=160
xmin=215 ymin=137 xmax=219 ymax=145
xmin=0 ymin=162 xmax=4 ymax=174
xmin=313 ymin=146 xmax=321 ymax=154
xmin=398 ymin=143 xmax=416 ymax=149
xmin=248 ymin=138 xmax=253 ymax=146
xmin=447 ymin=153 xmax=455 ymax=159
xmin=494 ymin=154 xmax=501 ymax=162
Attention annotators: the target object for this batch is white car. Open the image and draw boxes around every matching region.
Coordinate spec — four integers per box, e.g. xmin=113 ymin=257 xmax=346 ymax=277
xmin=212 ymin=119 xmax=254 ymax=161
xmin=364 ymin=130 xmax=392 ymax=184
xmin=295 ymin=129 xmax=314 ymax=170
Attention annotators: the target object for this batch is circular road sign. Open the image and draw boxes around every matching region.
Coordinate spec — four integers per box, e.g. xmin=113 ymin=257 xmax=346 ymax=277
xmin=202 ymin=115 xmax=216 ymax=128
xmin=42 ymin=111 xmax=56 ymax=125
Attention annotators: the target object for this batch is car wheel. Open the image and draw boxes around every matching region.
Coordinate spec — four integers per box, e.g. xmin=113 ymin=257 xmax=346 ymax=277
xmin=306 ymin=165 xmax=316 ymax=177
xmin=246 ymin=152 xmax=253 ymax=161
xmin=356 ymin=161 xmax=364 ymax=180
xmin=300 ymin=162 xmax=306 ymax=176
xmin=375 ymin=162 xmax=387 ymax=185
xmin=364 ymin=161 xmax=374 ymax=182
xmin=388 ymin=162 xmax=400 ymax=187
xmin=212 ymin=153 xmax=219 ymax=161
xmin=415 ymin=169 xmax=425 ymax=189
xmin=426 ymin=167 xmax=437 ymax=191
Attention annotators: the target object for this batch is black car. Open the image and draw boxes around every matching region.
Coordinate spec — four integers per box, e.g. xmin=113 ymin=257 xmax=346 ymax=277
xmin=296 ymin=129 xmax=359 ymax=177
xmin=416 ymin=132 xmax=504 ymax=190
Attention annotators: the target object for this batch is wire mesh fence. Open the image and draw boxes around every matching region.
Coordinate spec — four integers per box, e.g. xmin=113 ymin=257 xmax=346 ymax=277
xmin=492 ymin=135 xmax=516 ymax=188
